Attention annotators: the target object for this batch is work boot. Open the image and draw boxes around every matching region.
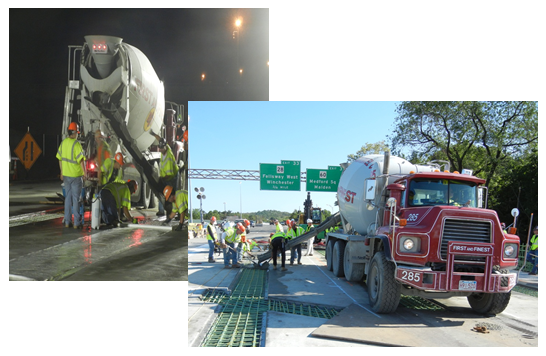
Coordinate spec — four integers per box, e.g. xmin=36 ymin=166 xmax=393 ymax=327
xmin=281 ymin=267 xmax=287 ymax=271
xmin=156 ymin=211 xmax=165 ymax=217
xmin=208 ymin=258 xmax=216 ymax=263
xmin=232 ymin=264 xmax=241 ymax=268
xmin=224 ymin=265 xmax=231 ymax=269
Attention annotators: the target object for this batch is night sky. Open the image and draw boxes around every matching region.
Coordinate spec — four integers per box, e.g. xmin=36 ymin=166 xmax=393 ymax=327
xmin=9 ymin=8 xmax=269 ymax=140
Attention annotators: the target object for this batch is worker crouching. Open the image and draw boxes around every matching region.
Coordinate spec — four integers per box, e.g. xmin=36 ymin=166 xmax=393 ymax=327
xmin=100 ymin=180 xmax=138 ymax=227
xmin=220 ymin=222 xmax=244 ymax=269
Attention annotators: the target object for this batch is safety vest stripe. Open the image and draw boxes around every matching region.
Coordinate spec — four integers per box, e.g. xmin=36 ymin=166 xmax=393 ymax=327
xmin=58 ymin=140 xmax=83 ymax=164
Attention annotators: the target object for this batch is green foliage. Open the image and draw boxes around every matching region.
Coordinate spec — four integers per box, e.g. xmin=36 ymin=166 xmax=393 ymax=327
xmin=488 ymin=146 xmax=538 ymax=242
xmin=347 ymin=140 xmax=390 ymax=162
xmin=389 ymin=101 xmax=538 ymax=187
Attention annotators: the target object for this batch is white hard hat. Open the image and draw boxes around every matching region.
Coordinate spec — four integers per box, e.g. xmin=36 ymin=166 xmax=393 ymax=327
xmin=223 ymin=221 xmax=231 ymax=230
xmin=307 ymin=219 xmax=313 ymax=223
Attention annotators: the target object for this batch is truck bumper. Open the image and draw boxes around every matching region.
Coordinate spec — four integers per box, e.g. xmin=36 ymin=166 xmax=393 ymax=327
xmin=395 ymin=242 xmax=517 ymax=293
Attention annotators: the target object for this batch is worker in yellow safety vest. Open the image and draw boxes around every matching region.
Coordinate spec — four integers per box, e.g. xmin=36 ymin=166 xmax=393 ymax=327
xmin=57 ymin=122 xmax=87 ymax=229
xmin=150 ymin=131 xmax=178 ymax=217
xmin=527 ymin=226 xmax=538 ymax=275
xmin=270 ymin=231 xmax=287 ymax=271
xmin=206 ymin=216 xmax=218 ymax=263
xmin=220 ymin=222 xmax=243 ymax=269
xmin=162 ymin=185 xmax=188 ymax=231
xmin=100 ymin=180 xmax=138 ymax=227
xmin=287 ymin=220 xmax=305 ymax=266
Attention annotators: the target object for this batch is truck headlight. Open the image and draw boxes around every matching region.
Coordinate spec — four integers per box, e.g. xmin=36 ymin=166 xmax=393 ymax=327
xmin=403 ymin=239 xmax=414 ymax=250
xmin=399 ymin=236 xmax=420 ymax=253
xmin=504 ymin=243 xmax=518 ymax=259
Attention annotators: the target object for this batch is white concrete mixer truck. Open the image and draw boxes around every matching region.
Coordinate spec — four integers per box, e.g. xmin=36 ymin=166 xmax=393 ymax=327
xmin=326 ymin=152 xmax=520 ymax=314
xmin=61 ymin=35 xmax=185 ymax=209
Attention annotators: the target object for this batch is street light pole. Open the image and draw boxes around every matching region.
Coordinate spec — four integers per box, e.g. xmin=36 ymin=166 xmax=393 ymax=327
xmin=195 ymin=187 xmax=206 ymax=224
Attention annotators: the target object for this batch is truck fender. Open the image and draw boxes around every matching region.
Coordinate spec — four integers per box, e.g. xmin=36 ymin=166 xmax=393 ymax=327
xmin=369 ymin=235 xmax=393 ymax=261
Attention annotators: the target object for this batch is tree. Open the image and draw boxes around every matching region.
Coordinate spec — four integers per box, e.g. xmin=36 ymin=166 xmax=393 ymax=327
xmin=389 ymin=101 xmax=538 ymax=187
xmin=347 ymin=140 xmax=390 ymax=162
xmin=488 ymin=146 xmax=538 ymax=242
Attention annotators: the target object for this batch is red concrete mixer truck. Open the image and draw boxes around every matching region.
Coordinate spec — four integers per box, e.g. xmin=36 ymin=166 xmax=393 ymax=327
xmin=326 ymin=151 xmax=520 ymax=314
xmin=61 ymin=35 xmax=185 ymax=209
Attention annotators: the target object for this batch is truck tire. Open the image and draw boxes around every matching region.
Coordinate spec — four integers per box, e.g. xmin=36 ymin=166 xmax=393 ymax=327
xmin=332 ymin=240 xmax=346 ymax=277
xmin=344 ymin=242 xmax=365 ymax=282
xmin=141 ymin=179 xmax=152 ymax=208
xmin=326 ymin=239 xmax=335 ymax=271
xmin=367 ymin=251 xmax=401 ymax=313
xmin=467 ymin=292 xmax=511 ymax=315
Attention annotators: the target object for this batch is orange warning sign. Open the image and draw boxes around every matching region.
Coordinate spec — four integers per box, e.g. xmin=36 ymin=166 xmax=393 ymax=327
xmin=14 ymin=132 xmax=42 ymax=170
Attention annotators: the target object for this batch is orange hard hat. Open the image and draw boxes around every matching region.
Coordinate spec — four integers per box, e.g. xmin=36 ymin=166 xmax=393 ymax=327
xmin=243 ymin=219 xmax=250 ymax=227
xmin=163 ymin=185 xmax=174 ymax=200
xmin=211 ymin=216 xmax=217 ymax=222
xmin=236 ymin=223 xmax=245 ymax=234
xmin=68 ymin=122 xmax=80 ymax=133
xmin=285 ymin=220 xmax=291 ymax=226
xmin=114 ymin=152 xmax=124 ymax=166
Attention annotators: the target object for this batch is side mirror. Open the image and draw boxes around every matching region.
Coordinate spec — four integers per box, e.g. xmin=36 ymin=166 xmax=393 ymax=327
xmin=365 ymin=179 xmax=376 ymax=200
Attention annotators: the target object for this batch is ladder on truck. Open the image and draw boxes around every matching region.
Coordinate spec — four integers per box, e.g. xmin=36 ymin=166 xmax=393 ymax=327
xmin=257 ymin=212 xmax=341 ymax=263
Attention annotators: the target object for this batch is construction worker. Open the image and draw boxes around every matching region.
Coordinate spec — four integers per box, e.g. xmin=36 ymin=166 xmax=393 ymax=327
xmin=100 ymin=152 xmax=124 ymax=186
xmin=162 ymin=185 xmax=188 ymax=231
xmin=220 ymin=222 xmax=243 ymax=268
xmin=57 ymin=122 xmax=86 ymax=229
xmin=288 ymin=220 xmax=305 ymax=265
xmin=275 ymin=219 xmax=284 ymax=233
xmin=100 ymin=180 xmax=138 ymax=227
xmin=270 ymin=231 xmax=287 ymax=271
xmin=527 ymin=226 xmax=538 ymax=275
xmin=206 ymin=216 xmax=218 ymax=263
xmin=305 ymin=219 xmax=315 ymax=256
xmin=94 ymin=129 xmax=111 ymax=188
xmin=237 ymin=219 xmax=251 ymax=263
xmin=108 ymin=152 xmax=125 ymax=183
xmin=150 ymin=131 xmax=178 ymax=217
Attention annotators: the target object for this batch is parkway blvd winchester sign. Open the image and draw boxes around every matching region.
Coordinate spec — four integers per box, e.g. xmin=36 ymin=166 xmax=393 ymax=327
xmin=259 ymin=160 xmax=301 ymax=191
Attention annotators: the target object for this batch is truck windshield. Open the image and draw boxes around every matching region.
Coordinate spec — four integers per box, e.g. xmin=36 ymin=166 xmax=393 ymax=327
xmin=407 ymin=178 xmax=478 ymax=208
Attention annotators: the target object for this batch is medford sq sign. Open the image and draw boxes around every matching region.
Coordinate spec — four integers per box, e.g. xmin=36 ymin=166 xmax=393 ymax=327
xmin=306 ymin=166 xmax=343 ymax=192
xmin=260 ymin=160 xmax=301 ymax=191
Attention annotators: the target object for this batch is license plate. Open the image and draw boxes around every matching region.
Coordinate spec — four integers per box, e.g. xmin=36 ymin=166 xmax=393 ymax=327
xmin=459 ymin=280 xmax=477 ymax=291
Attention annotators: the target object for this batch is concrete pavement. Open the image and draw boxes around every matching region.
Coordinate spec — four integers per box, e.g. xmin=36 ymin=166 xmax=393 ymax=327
xmin=188 ymin=233 xmax=538 ymax=347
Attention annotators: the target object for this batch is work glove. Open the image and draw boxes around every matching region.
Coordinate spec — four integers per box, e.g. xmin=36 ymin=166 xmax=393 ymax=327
xmin=174 ymin=223 xmax=183 ymax=231
xmin=162 ymin=218 xmax=172 ymax=226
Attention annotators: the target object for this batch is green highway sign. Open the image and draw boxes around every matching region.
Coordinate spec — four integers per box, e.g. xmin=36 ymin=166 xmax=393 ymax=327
xmin=306 ymin=166 xmax=343 ymax=192
xmin=260 ymin=160 xmax=301 ymax=191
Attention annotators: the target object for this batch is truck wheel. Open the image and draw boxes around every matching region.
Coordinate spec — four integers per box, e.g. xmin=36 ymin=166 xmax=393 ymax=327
xmin=332 ymin=240 xmax=346 ymax=277
xmin=141 ymin=180 xmax=151 ymax=208
xmin=467 ymin=292 xmax=511 ymax=315
xmin=344 ymin=242 xmax=365 ymax=282
xmin=367 ymin=251 xmax=401 ymax=313
xmin=326 ymin=239 xmax=335 ymax=271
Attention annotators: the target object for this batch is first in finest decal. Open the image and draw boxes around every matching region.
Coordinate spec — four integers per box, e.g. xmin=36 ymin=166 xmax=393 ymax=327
xmin=143 ymin=108 xmax=155 ymax=131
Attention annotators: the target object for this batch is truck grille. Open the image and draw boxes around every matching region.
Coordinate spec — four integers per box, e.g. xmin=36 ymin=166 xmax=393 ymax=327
xmin=441 ymin=219 xmax=491 ymax=260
